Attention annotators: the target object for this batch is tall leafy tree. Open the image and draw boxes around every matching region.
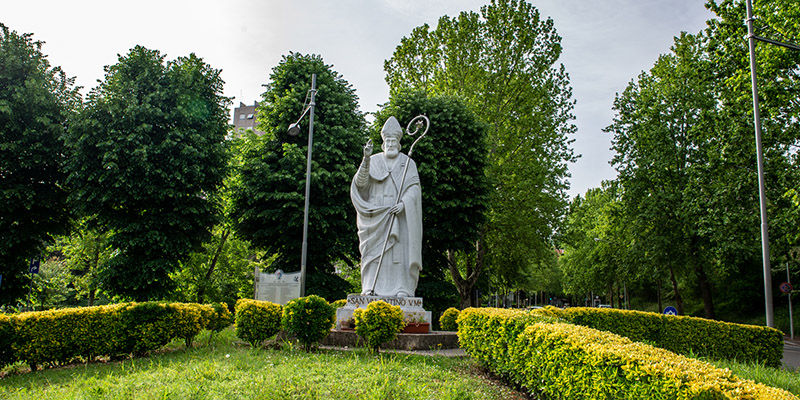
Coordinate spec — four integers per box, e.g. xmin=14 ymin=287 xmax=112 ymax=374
xmin=67 ymin=46 xmax=230 ymax=301
xmin=705 ymin=0 xmax=800 ymax=298
xmin=231 ymin=53 xmax=365 ymax=276
xmin=607 ymin=32 xmax=719 ymax=317
xmin=385 ymin=0 xmax=576 ymax=306
xmin=0 ymin=24 xmax=80 ymax=305
xmin=374 ymin=90 xmax=490 ymax=307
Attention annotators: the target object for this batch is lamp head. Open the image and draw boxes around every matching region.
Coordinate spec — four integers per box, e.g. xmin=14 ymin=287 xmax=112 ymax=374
xmin=288 ymin=122 xmax=301 ymax=137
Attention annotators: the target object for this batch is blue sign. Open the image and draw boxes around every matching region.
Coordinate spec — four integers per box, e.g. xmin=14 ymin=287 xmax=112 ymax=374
xmin=0 ymin=274 xmax=3 ymax=288
xmin=29 ymin=259 xmax=40 ymax=274
xmin=663 ymin=306 xmax=678 ymax=316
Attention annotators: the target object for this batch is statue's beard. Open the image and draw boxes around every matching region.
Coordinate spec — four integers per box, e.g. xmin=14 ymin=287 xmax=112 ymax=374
xmin=385 ymin=148 xmax=399 ymax=159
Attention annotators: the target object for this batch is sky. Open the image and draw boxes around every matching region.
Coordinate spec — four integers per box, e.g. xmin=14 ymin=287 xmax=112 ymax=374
xmin=3 ymin=0 xmax=714 ymax=198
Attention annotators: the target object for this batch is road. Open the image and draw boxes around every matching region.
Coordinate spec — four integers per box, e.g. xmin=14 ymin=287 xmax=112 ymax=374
xmin=783 ymin=340 xmax=800 ymax=370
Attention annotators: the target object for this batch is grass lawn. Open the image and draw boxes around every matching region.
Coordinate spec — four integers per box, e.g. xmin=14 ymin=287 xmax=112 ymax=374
xmin=0 ymin=327 xmax=529 ymax=400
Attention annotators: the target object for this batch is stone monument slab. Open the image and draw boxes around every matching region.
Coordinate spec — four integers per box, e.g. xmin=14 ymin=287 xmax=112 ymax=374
xmin=336 ymin=294 xmax=432 ymax=332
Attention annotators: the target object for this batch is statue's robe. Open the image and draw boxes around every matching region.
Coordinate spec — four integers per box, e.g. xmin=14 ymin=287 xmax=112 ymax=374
xmin=350 ymin=152 xmax=422 ymax=296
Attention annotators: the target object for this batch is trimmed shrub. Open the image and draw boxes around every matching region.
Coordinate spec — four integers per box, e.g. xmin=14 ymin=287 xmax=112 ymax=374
xmin=116 ymin=302 xmax=175 ymax=356
xmin=234 ymin=299 xmax=282 ymax=347
xmin=533 ymin=306 xmax=784 ymax=367
xmin=5 ymin=302 xmax=217 ymax=370
xmin=208 ymin=302 xmax=234 ymax=333
xmin=11 ymin=304 xmax=127 ymax=368
xmin=282 ymin=295 xmax=336 ymax=351
xmin=353 ymin=300 xmax=404 ymax=352
xmin=168 ymin=303 xmax=215 ymax=348
xmin=439 ymin=307 xmax=460 ymax=331
xmin=458 ymin=308 xmax=795 ymax=399
xmin=0 ymin=313 xmax=15 ymax=368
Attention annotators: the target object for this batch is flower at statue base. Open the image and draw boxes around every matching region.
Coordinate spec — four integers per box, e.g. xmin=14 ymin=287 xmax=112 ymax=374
xmin=282 ymin=295 xmax=336 ymax=352
xmin=353 ymin=300 xmax=405 ymax=353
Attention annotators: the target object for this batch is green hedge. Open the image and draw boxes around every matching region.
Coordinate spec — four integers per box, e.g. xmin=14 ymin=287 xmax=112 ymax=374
xmin=458 ymin=308 xmax=795 ymax=399
xmin=234 ymin=299 xmax=282 ymax=347
xmin=534 ymin=307 xmax=783 ymax=367
xmin=1 ymin=302 xmax=219 ymax=370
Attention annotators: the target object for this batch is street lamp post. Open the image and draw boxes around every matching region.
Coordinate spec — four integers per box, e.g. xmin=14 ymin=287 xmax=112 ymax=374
xmin=745 ymin=0 xmax=800 ymax=327
xmin=287 ymin=73 xmax=317 ymax=297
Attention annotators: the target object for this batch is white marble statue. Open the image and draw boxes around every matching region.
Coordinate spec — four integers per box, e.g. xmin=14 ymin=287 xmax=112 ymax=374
xmin=350 ymin=116 xmax=423 ymax=297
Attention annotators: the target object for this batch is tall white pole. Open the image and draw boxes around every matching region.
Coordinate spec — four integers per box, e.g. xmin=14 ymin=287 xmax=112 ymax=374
xmin=745 ymin=0 xmax=774 ymax=327
xmin=788 ymin=263 xmax=794 ymax=339
xmin=299 ymin=73 xmax=317 ymax=297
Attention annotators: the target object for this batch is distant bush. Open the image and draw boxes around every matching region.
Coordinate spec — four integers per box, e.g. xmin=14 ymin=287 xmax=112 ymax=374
xmin=282 ymin=295 xmax=336 ymax=351
xmin=234 ymin=299 xmax=282 ymax=348
xmin=353 ymin=300 xmax=404 ymax=352
xmin=533 ymin=306 xmax=783 ymax=367
xmin=439 ymin=307 xmax=460 ymax=331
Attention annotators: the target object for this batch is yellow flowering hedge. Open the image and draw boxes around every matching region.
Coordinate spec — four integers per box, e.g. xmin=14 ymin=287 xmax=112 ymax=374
xmin=234 ymin=298 xmax=282 ymax=347
xmin=353 ymin=300 xmax=405 ymax=352
xmin=4 ymin=302 xmax=217 ymax=370
xmin=458 ymin=308 xmax=796 ymax=399
xmin=533 ymin=307 xmax=783 ymax=367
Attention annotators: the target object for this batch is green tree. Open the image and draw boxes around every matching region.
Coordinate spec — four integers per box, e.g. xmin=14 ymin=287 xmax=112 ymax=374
xmin=384 ymin=0 xmax=576 ymax=307
xmin=373 ymin=90 xmax=490 ymax=307
xmin=171 ymin=135 xmax=257 ymax=308
xmin=560 ymin=184 xmax=623 ymax=306
xmin=607 ymin=32 xmax=719 ymax=317
xmin=231 ymin=53 xmax=365 ymax=276
xmin=49 ymin=222 xmax=112 ymax=306
xmin=705 ymin=0 xmax=800 ymax=316
xmin=67 ymin=46 xmax=230 ymax=301
xmin=0 ymin=24 xmax=81 ymax=306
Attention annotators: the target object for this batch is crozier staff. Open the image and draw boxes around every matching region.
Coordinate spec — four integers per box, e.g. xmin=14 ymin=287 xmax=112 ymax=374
xmin=350 ymin=116 xmax=424 ymax=297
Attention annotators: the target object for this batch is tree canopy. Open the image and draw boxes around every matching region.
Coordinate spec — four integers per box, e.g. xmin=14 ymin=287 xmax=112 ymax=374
xmin=384 ymin=0 xmax=576 ymax=306
xmin=374 ymin=90 xmax=490 ymax=303
xmin=230 ymin=53 xmax=366 ymax=276
xmin=67 ymin=46 xmax=230 ymax=301
xmin=0 ymin=24 xmax=81 ymax=305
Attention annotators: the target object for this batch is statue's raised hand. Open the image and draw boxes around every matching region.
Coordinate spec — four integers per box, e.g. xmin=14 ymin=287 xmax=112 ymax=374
xmin=363 ymin=139 xmax=373 ymax=158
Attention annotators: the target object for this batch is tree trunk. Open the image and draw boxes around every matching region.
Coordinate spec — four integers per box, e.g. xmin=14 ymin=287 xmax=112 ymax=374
xmin=608 ymin=283 xmax=614 ymax=308
xmin=668 ymin=266 xmax=684 ymax=315
xmin=196 ymin=229 xmax=230 ymax=304
xmin=695 ymin=263 xmax=716 ymax=319
xmin=447 ymin=234 xmax=486 ymax=309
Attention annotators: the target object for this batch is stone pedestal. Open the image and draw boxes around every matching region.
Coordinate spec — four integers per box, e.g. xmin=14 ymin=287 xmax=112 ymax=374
xmin=336 ymin=294 xmax=432 ymax=333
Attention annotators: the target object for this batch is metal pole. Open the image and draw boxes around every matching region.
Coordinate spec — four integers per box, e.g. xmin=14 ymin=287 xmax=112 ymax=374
xmin=299 ymin=73 xmax=317 ymax=298
xmin=788 ymin=263 xmax=794 ymax=339
xmin=746 ymin=0 xmax=774 ymax=327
